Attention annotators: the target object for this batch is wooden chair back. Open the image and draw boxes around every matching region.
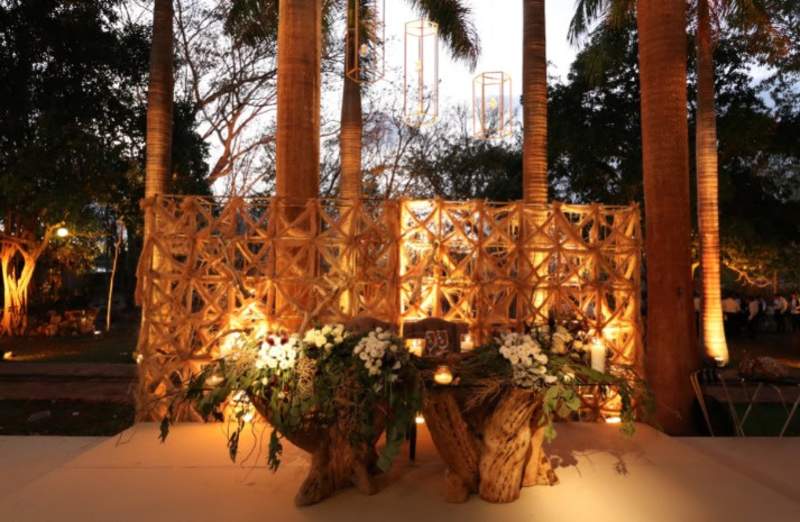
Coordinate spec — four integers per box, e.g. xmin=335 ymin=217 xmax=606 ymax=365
xmin=344 ymin=316 xmax=397 ymax=336
xmin=403 ymin=318 xmax=466 ymax=357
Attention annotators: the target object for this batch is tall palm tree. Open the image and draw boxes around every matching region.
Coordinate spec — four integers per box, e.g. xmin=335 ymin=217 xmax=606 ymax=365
xmin=276 ymin=0 xmax=322 ymax=202
xmin=571 ymin=0 xmax=698 ymax=433
xmin=339 ymin=0 xmax=480 ymax=201
xmin=695 ymin=0 xmax=727 ymax=363
xmin=145 ymin=0 xmax=174 ymax=240
xmin=522 ymin=0 xmax=547 ymax=205
xmin=637 ymin=0 xmax=698 ymax=435
xmin=570 ymin=0 xmax=773 ymax=367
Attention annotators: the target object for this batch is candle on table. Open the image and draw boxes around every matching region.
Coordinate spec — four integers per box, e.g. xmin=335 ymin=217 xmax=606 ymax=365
xmin=460 ymin=333 xmax=475 ymax=351
xmin=590 ymin=337 xmax=607 ymax=374
xmin=406 ymin=338 xmax=426 ymax=357
xmin=433 ymin=365 xmax=454 ymax=385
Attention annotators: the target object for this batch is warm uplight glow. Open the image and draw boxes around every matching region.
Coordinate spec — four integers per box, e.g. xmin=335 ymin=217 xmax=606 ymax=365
xmin=415 ymin=414 xmax=425 ymax=425
xmin=605 ymin=416 xmax=622 ymax=425
xmin=56 ymin=227 xmax=69 ymax=238
xmin=433 ymin=365 xmax=454 ymax=385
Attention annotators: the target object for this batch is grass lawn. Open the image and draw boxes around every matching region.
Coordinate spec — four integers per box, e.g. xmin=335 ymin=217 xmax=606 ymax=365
xmin=0 ymin=321 xmax=138 ymax=364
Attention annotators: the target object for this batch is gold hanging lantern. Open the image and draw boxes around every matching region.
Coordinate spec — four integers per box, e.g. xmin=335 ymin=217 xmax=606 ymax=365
xmin=472 ymin=71 xmax=513 ymax=140
xmin=346 ymin=0 xmax=385 ymax=84
xmin=404 ymin=19 xmax=439 ymax=127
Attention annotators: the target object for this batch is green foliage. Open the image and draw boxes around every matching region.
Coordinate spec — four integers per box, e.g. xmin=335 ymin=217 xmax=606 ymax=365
xmin=0 ymin=0 xmax=209 ymax=244
xmin=160 ymin=326 xmax=421 ymax=473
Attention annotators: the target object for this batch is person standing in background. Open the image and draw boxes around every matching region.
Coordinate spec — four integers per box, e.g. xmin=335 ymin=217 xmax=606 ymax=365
xmin=774 ymin=294 xmax=789 ymax=333
xmin=748 ymin=297 xmax=761 ymax=339
xmin=790 ymin=292 xmax=800 ymax=332
xmin=722 ymin=294 xmax=742 ymax=336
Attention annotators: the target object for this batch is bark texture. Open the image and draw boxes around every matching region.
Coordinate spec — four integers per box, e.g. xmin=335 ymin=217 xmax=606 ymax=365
xmin=340 ymin=22 xmax=363 ymax=201
xmin=478 ymin=388 xmax=537 ymax=503
xmin=145 ymin=0 xmax=173 ymax=229
xmin=422 ymin=386 xmax=556 ymax=504
xmin=696 ymin=0 xmax=729 ymax=364
xmin=637 ymin=0 xmax=700 ymax=434
xmin=276 ymin=0 xmax=321 ymax=202
xmin=522 ymin=0 xmax=548 ymax=204
xmin=422 ymin=388 xmax=480 ymax=501
xmin=251 ymin=395 xmax=378 ymax=506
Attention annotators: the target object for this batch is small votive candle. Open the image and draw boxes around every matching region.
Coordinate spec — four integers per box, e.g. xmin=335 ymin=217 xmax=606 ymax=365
xmin=406 ymin=338 xmax=426 ymax=357
xmin=433 ymin=365 xmax=454 ymax=385
xmin=460 ymin=333 xmax=475 ymax=351
xmin=590 ymin=338 xmax=607 ymax=374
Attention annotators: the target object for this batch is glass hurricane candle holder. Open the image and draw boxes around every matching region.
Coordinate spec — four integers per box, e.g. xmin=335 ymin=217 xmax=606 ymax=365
xmin=433 ymin=365 xmax=454 ymax=385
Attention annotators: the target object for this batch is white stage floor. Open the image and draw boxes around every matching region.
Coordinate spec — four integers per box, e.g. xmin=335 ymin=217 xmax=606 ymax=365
xmin=1 ymin=423 xmax=799 ymax=522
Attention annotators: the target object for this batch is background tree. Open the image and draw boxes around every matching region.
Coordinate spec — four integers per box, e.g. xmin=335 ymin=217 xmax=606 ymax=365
xmin=339 ymin=0 xmax=480 ymax=201
xmin=0 ymin=0 xmax=208 ymax=334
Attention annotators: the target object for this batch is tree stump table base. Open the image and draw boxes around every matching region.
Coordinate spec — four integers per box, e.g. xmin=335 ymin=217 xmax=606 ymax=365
xmin=423 ymin=386 xmax=558 ymax=504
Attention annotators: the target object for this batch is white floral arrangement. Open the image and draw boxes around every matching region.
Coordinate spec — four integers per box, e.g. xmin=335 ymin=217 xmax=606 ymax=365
xmin=353 ymin=327 xmax=404 ymax=379
xmin=303 ymin=324 xmax=346 ymax=353
xmin=255 ymin=333 xmax=300 ymax=372
xmin=497 ymin=332 xmax=559 ymax=388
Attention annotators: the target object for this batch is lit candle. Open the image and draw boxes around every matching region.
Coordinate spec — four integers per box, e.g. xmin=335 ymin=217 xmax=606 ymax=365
xmin=460 ymin=334 xmax=475 ymax=351
xmin=406 ymin=338 xmax=426 ymax=357
xmin=433 ymin=365 xmax=454 ymax=385
xmin=415 ymin=414 xmax=425 ymax=425
xmin=590 ymin=338 xmax=607 ymax=374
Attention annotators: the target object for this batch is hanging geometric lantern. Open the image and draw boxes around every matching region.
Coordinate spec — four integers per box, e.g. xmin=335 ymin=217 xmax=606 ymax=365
xmin=346 ymin=0 xmax=385 ymax=84
xmin=472 ymin=71 xmax=513 ymax=140
xmin=404 ymin=19 xmax=439 ymax=127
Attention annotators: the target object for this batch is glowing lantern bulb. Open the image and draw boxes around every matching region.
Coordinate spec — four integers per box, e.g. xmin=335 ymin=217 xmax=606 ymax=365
xmin=489 ymin=97 xmax=498 ymax=110
xmin=415 ymin=414 xmax=425 ymax=425
xmin=359 ymin=43 xmax=369 ymax=58
xmin=56 ymin=227 xmax=69 ymax=238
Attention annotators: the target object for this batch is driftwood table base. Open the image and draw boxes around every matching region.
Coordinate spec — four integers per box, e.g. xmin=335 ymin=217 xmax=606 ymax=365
xmin=423 ymin=387 xmax=557 ymax=504
xmin=253 ymin=400 xmax=380 ymax=506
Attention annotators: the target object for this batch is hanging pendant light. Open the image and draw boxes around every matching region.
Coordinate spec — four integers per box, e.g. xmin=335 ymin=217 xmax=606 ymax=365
xmin=472 ymin=71 xmax=513 ymax=140
xmin=346 ymin=0 xmax=385 ymax=84
xmin=403 ymin=19 xmax=439 ymax=127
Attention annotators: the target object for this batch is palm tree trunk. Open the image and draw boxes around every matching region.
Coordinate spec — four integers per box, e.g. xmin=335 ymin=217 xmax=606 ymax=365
xmin=522 ymin=0 xmax=547 ymax=205
xmin=340 ymin=15 xmax=362 ymax=200
xmin=145 ymin=0 xmax=174 ymax=231
xmin=696 ymin=0 xmax=729 ymax=364
xmin=637 ymin=0 xmax=699 ymax=434
xmin=276 ymin=0 xmax=321 ymax=202
xmin=275 ymin=0 xmax=322 ymax=329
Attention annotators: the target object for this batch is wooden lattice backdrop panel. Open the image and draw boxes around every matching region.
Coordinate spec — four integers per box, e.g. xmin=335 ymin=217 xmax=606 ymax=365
xmin=135 ymin=196 xmax=642 ymax=418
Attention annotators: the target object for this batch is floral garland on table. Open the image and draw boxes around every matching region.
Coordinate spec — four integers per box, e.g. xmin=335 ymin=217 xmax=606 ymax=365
xmin=159 ymin=324 xmax=420 ymax=472
xmin=453 ymin=323 xmax=651 ymax=442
